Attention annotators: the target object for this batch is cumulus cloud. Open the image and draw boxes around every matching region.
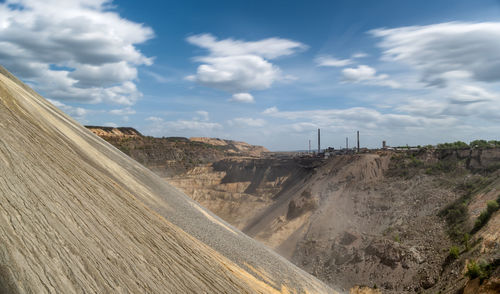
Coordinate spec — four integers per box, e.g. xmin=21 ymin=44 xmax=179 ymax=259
xmin=372 ymin=22 xmax=500 ymax=87
xmin=192 ymin=55 xmax=280 ymax=93
xmin=230 ymin=93 xmax=255 ymax=103
xmin=186 ymin=33 xmax=306 ymax=99
xmin=228 ymin=117 xmax=266 ymax=127
xmin=341 ymin=65 xmax=400 ymax=88
xmin=262 ymin=106 xmax=278 ymax=115
xmin=0 ymin=0 xmax=153 ymax=105
xmin=186 ymin=34 xmax=307 ymax=59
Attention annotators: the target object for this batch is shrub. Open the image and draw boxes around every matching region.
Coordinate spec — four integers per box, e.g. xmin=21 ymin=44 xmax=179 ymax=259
xmin=440 ymin=176 xmax=492 ymax=239
xmin=465 ymin=259 xmax=497 ymax=282
xmin=449 ymin=246 xmax=460 ymax=259
xmin=465 ymin=260 xmax=483 ymax=279
xmin=463 ymin=233 xmax=470 ymax=251
xmin=470 ymin=140 xmax=490 ymax=149
xmin=487 ymin=200 xmax=499 ymax=213
xmin=472 ymin=200 xmax=499 ymax=233
xmin=437 ymin=141 xmax=469 ymax=149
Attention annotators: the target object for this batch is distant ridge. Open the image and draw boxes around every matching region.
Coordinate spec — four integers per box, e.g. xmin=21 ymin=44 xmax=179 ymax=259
xmin=86 ymin=125 xmax=143 ymax=137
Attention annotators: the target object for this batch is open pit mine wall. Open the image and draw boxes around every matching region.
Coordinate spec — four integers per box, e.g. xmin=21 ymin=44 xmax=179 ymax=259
xmin=211 ymin=157 xmax=321 ymax=194
xmin=435 ymin=148 xmax=500 ymax=170
xmin=168 ymin=149 xmax=500 ymax=293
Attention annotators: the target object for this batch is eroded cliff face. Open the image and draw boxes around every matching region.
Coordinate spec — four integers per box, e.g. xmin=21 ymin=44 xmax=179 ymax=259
xmin=93 ymin=124 xmax=500 ymax=294
xmin=165 ymin=150 xmax=500 ymax=293
xmin=86 ymin=126 xmax=142 ymax=138
xmin=84 ymin=128 xmax=269 ymax=177
xmin=167 ymin=158 xmax=314 ymax=229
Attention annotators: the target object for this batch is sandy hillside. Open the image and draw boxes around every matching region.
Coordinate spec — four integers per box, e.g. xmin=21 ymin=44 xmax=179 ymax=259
xmin=0 ymin=65 xmax=334 ymax=293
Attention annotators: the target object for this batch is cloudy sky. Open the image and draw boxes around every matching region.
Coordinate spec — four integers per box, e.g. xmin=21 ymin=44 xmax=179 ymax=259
xmin=2 ymin=0 xmax=500 ymax=150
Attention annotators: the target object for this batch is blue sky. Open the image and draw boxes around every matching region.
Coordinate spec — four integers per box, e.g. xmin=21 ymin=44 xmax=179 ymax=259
xmin=2 ymin=0 xmax=500 ymax=150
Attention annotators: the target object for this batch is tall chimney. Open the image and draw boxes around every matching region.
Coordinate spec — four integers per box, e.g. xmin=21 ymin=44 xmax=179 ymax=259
xmin=309 ymin=140 xmax=311 ymax=154
xmin=357 ymin=131 xmax=360 ymax=153
xmin=317 ymin=128 xmax=321 ymax=153
xmin=346 ymin=137 xmax=348 ymax=149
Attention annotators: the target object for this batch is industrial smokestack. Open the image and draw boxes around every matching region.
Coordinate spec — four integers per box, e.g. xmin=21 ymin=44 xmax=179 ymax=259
xmin=309 ymin=140 xmax=311 ymax=154
xmin=357 ymin=131 xmax=360 ymax=153
xmin=317 ymin=128 xmax=321 ymax=153
xmin=346 ymin=137 xmax=348 ymax=149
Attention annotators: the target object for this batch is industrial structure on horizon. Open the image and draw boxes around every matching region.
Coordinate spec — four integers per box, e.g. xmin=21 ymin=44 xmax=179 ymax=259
xmin=309 ymin=128 xmax=364 ymax=158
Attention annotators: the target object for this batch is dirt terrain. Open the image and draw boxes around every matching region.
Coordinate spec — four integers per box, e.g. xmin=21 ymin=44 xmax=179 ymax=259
xmin=95 ymin=126 xmax=500 ymax=293
xmin=86 ymin=127 xmax=268 ymax=177
xmin=0 ymin=65 xmax=334 ymax=293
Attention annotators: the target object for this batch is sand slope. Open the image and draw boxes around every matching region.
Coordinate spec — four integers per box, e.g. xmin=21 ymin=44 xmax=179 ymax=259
xmin=0 ymin=66 xmax=334 ymax=294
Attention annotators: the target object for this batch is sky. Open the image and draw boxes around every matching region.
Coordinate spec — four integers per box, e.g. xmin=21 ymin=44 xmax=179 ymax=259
xmin=1 ymin=0 xmax=500 ymax=150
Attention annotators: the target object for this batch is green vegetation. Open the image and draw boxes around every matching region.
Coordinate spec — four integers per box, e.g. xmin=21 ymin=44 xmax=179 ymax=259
xmin=463 ymin=233 xmax=470 ymax=251
xmin=448 ymin=246 xmax=460 ymax=259
xmin=435 ymin=140 xmax=500 ymax=149
xmin=471 ymin=198 xmax=499 ymax=233
xmin=439 ymin=176 xmax=492 ymax=239
xmin=465 ymin=259 xmax=499 ymax=282
xmin=436 ymin=141 xmax=468 ymax=149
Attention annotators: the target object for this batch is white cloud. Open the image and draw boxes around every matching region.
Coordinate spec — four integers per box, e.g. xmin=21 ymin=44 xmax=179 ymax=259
xmin=146 ymin=118 xmax=222 ymax=137
xmin=262 ymin=106 xmax=278 ymax=114
xmin=195 ymin=110 xmax=209 ymax=121
xmin=186 ymin=33 xmax=306 ymax=99
xmin=47 ymin=98 xmax=88 ymax=119
xmin=228 ymin=117 xmax=266 ymax=127
xmin=314 ymin=55 xmax=352 ymax=67
xmin=262 ymin=106 xmax=456 ymax=132
xmin=163 ymin=120 xmax=222 ymax=132
xmin=109 ymin=107 xmax=136 ymax=115
xmin=372 ymin=22 xmax=500 ymax=87
xmin=103 ymin=122 xmax=118 ymax=127
xmin=342 ymin=65 xmax=377 ymax=81
xmin=144 ymin=110 xmax=222 ymax=137
xmin=69 ymin=61 xmax=137 ymax=88
xmin=341 ymin=65 xmax=400 ymax=88
xmin=193 ymin=55 xmax=280 ymax=93
xmin=230 ymin=93 xmax=255 ymax=103
xmin=0 ymin=0 xmax=153 ymax=105
xmin=186 ymin=34 xmax=307 ymax=59
xmin=146 ymin=116 xmax=164 ymax=122
xmin=351 ymin=52 xmax=368 ymax=59
xmin=396 ymin=84 xmax=500 ymax=121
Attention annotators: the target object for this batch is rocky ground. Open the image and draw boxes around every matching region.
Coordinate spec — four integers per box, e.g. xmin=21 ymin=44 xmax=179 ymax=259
xmin=95 ymin=127 xmax=500 ymax=294
xmin=0 ymin=65 xmax=333 ymax=293
xmin=87 ymin=127 xmax=268 ymax=177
